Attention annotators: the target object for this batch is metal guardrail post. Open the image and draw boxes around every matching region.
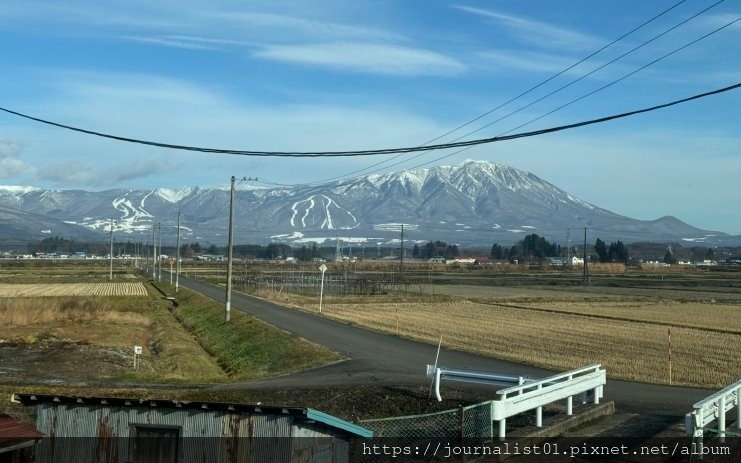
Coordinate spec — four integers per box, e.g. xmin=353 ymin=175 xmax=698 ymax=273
xmin=567 ymin=374 xmax=574 ymax=415
xmin=498 ymin=392 xmax=508 ymax=440
xmin=434 ymin=368 xmax=442 ymax=402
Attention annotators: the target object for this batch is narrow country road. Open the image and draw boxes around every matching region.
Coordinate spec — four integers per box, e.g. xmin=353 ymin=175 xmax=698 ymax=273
xmin=174 ymin=274 xmax=712 ymax=417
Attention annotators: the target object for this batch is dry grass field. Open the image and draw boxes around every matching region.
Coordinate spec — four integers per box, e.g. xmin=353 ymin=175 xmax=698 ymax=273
xmin=0 ymin=282 xmax=148 ymax=297
xmin=315 ymin=299 xmax=741 ymax=388
xmin=0 ymin=296 xmax=226 ymax=382
xmin=511 ymin=300 xmax=741 ymax=334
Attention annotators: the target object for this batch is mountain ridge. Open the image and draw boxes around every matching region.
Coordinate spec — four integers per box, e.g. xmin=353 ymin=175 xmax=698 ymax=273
xmin=0 ymin=160 xmax=736 ymax=247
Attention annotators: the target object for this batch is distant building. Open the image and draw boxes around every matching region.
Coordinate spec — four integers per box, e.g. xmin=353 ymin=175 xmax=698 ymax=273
xmin=695 ymin=260 xmax=718 ymax=266
xmin=548 ymin=257 xmax=568 ymax=266
xmin=13 ymin=393 xmax=372 ymax=463
xmin=571 ymin=256 xmax=584 ymax=265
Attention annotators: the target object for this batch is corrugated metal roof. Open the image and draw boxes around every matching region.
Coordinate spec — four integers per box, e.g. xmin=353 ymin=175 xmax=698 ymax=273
xmin=13 ymin=394 xmax=373 ymax=438
xmin=13 ymin=394 xmax=305 ymax=417
xmin=0 ymin=413 xmax=43 ymax=449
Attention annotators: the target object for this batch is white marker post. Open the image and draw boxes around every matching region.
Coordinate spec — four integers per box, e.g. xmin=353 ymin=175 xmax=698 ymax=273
xmin=133 ymin=345 xmax=142 ymax=369
xmin=319 ymin=263 xmax=327 ymax=313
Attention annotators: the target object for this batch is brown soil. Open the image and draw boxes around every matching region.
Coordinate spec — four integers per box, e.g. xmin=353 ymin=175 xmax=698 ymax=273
xmin=0 ymin=340 xmax=142 ymax=384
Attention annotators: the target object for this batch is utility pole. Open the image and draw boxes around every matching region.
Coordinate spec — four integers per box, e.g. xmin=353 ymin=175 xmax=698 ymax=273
xmin=152 ymin=224 xmax=157 ymax=280
xmin=399 ymin=224 xmax=404 ymax=275
xmin=566 ymin=228 xmax=571 ymax=265
xmin=109 ymin=218 xmax=114 ymax=281
xmin=582 ymin=227 xmax=589 ymax=284
xmin=225 ymin=176 xmax=236 ymax=322
xmin=176 ymin=211 xmax=181 ymax=293
xmin=157 ymin=223 xmax=162 ymax=282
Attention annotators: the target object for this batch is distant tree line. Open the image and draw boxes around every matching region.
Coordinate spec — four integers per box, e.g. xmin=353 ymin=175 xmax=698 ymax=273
xmin=594 ymin=239 xmax=629 ymax=264
xmin=489 ymin=234 xmax=563 ymax=263
xmin=412 ymin=241 xmax=459 ymax=259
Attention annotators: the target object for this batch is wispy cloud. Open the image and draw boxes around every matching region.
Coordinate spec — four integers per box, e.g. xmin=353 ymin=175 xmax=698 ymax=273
xmin=206 ymin=11 xmax=403 ymax=43
xmin=477 ymin=49 xmax=578 ymax=74
xmin=35 ymin=162 xmax=100 ymax=186
xmin=254 ymin=42 xmax=466 ymax=76
xmin=0 ymin=140 xmax=32 ymax=179
xmin=15 ymin=71 xmax=451 ymax=189
xmin=699 ymin=12 xmax=741 ymax=30
xmin=122 ymin=36 xmax=217 ymax=51
xmin=455 ymin=5 xmax=601 ymax=50
xmin=113 ymin=159 xmax=184 ymax=182
xmin=35 ymin=158 xmax=183 ymax=186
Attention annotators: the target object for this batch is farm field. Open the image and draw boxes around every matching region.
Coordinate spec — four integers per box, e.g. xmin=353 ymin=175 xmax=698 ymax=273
xmin=0 ymin=270 xmax=341 ymax=385
xmin=234 ymin=268 xmax=741 ymax=389
xmin=316 ymin=299 xmax=741 ymax=388
xmin=0 ymin=282 xmax=148 ymax=297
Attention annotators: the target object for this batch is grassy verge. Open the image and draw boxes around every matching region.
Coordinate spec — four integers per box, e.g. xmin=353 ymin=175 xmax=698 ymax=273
xmin=156 ymin=283 xmax=343 ymax=381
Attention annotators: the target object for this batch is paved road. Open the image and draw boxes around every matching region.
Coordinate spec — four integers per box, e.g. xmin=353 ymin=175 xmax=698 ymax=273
xmin=175 ymin=274 xmax=712 ymax=416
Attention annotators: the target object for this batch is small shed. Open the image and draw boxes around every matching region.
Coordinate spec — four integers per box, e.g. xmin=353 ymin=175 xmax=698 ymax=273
xmin=0 ymin=412 xmax=43 ymax=463
xmin=13 ymin=394 xmax=372 ymax=463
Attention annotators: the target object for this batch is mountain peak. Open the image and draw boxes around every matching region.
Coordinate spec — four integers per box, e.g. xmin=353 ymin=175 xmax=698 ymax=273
xmin=0 ymin=160 xmax=732 ymax=246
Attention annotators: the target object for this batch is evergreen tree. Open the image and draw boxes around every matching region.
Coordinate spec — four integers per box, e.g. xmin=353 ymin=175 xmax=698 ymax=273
xmin=607 ymin=241 xmax=629 ymax=263
xmin=663 ymin=249 xmax=677 ymax=264
xmin=594 ymin=239 xmax=608 ymax=263
xmin=490 ymin=243 xmax=503 ymax=259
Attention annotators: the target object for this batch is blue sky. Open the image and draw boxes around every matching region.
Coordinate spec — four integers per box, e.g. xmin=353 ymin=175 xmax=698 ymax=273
xmin=0 ymin=0 xmax=740 ymax=233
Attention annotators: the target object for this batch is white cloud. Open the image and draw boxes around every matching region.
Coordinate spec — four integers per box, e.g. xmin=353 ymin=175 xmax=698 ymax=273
xmin=455 ymin=5 xmax=601 ymax=50
xmin=9 ymin=71 xmax=451 ymax=188
xmin=254 ymin=42 xmax=466 ymax=76
xmin=0 ymin=140 xmax=32 ymax=179
xmin=206 ymin=11 xmax=403 ymax=43
xmin=699 ymin=13 xmax=741 ymax=30
xmin=36 ymin=162 xmax=100 ymax=186
xmin=122 ymin=36 xmax=217 ymax=51
xmin=477 ymin=49 xmax=579 ymax=74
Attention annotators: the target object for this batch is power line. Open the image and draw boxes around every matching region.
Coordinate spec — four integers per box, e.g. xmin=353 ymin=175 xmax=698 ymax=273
xmin=440 ymin=0 xmax=726 ymax=144
xmin=251 ymin=5 xmax=737 ymax=187
xmin=2 ymin=81 xmax=736 ymax=160
xmin=301 ymin=0 xmax=694 ymax=185
xmin=367 ymin=15 xmax=741 ymax=173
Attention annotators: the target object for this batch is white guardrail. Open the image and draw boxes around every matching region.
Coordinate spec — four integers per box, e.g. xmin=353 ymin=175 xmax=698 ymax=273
xmin=685 ymin=379 xmax=741 ymax=441
xmin=426 ymin=365 xmax=540 ymax=401
xmin=427 ymin=364 xmax=606 ymax=439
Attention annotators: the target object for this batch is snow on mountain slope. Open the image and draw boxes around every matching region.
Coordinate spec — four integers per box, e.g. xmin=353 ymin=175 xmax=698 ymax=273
xmin=0 ymin=160 xmax=734 ymax=246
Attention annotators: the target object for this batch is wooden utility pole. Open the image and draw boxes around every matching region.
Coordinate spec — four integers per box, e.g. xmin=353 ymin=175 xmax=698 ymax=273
xmin=226 ymin=176 xmax=236 ymax=322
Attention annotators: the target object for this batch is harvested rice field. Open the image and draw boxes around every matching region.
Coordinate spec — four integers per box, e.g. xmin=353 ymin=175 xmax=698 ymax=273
xmin=319 ymin=300 xmax=741 ymax=388
xmin=0 ymin=282 xmax=148 ymax=297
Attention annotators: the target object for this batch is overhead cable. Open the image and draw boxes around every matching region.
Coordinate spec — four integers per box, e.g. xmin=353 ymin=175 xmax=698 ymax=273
xmin=0 ymin=82 xmax=738 ymax=158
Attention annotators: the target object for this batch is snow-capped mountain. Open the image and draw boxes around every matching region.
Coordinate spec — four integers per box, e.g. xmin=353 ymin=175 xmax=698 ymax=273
xmin=0 ymin=161 xmax=736 ymax=246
